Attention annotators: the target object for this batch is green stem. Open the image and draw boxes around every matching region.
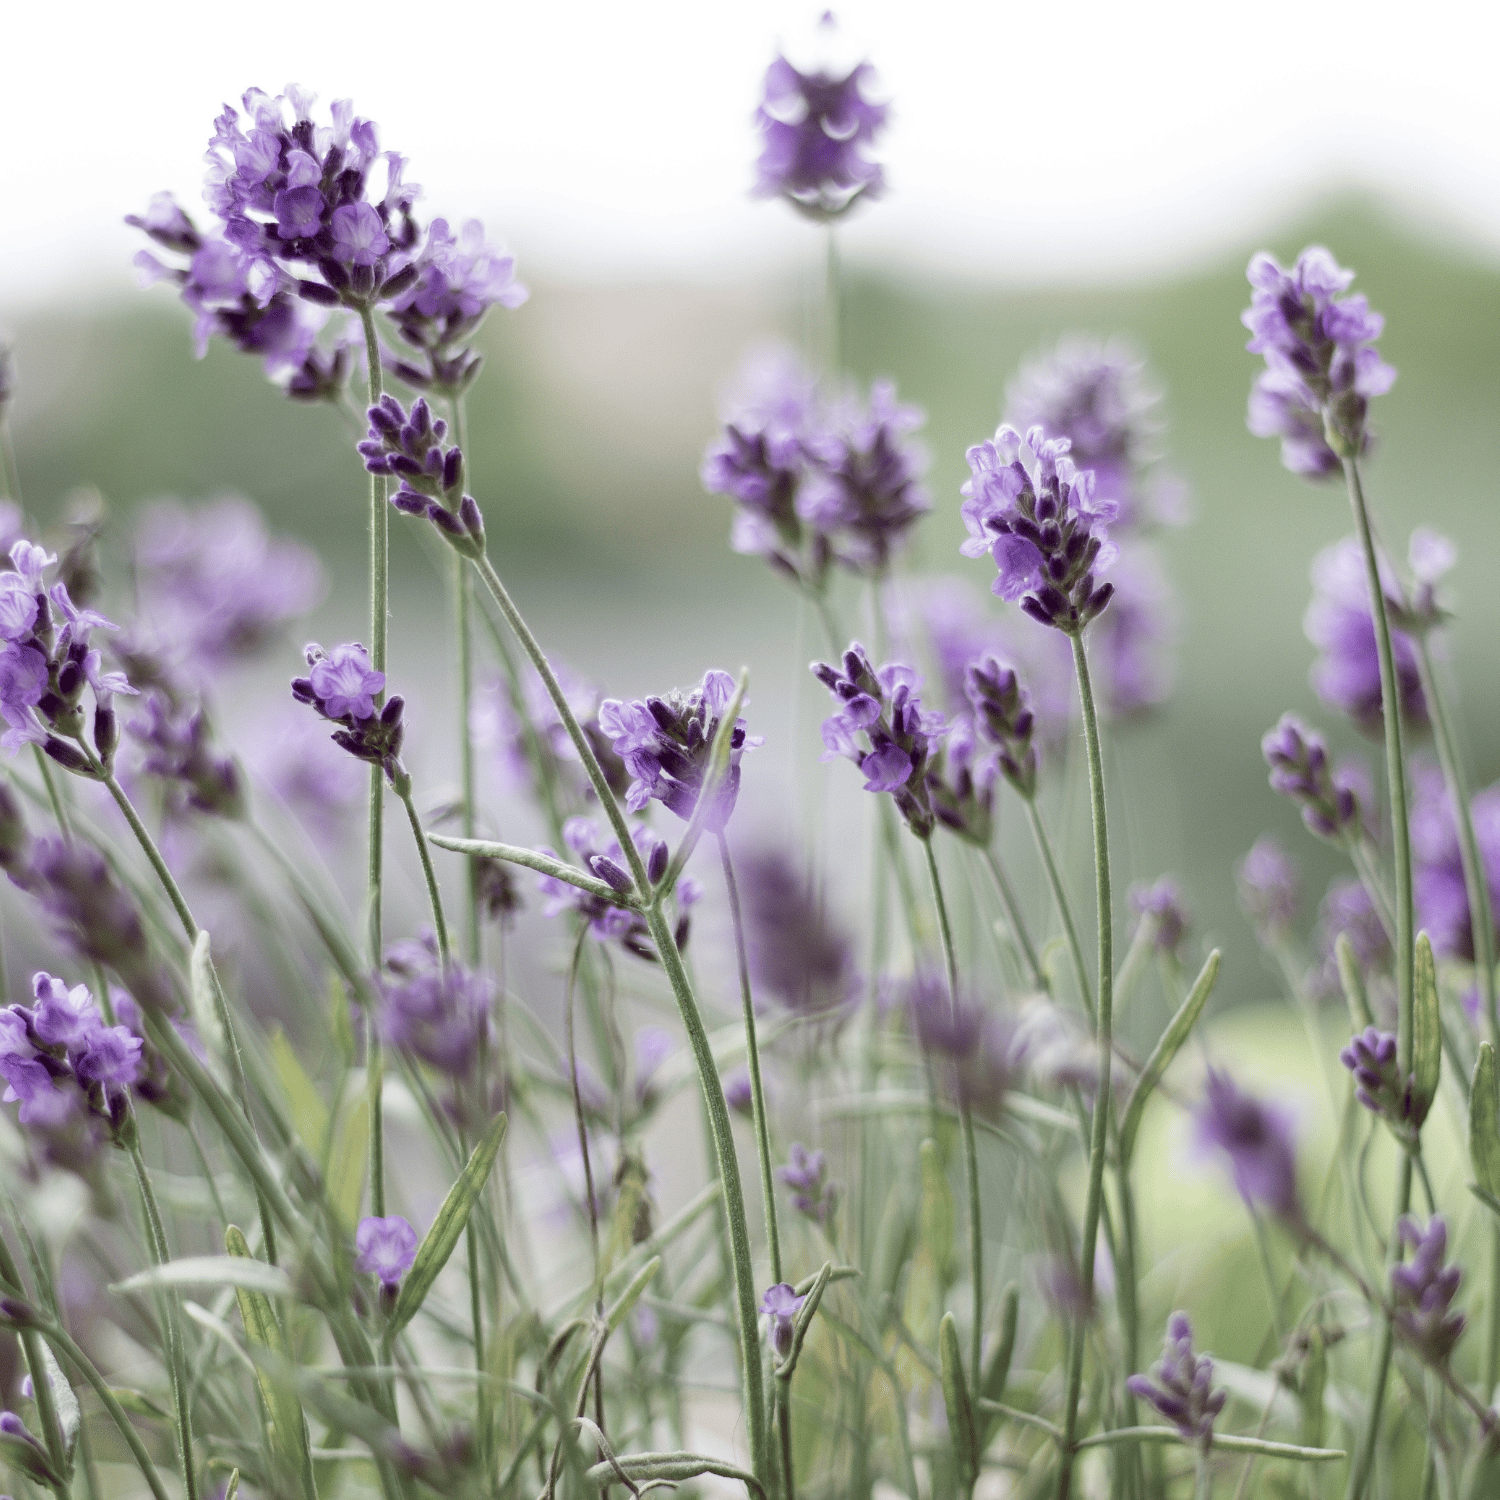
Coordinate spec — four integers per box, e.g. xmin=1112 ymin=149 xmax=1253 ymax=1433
xmin=1025 ymin=799 xmax=1096 ymax=1019
xmin=1194 ymin=1454 xmax=1213 ymax=1500
xmin=128 ymin=1136 xmax=199 ymax=1500
xmin=980 ymin=844 xmax=1048 ymax=991
xmin=778 ymin=1393 xmax=796 ymax=1500
xmin=1056 ymin=632 xmax=1114 ymax=1500
xmin=1341 ymin=456 xmax=1415 ymax=1500
xmin=0 ymin=414 xmax=22 ymax=506
xmin=451 ymin=394 xmax=481 ymax=966
xmin=924 ymin=838 xmax=984 ymax=1396
xmin=0 ymin=1234 xmax=69 ymax=1500
xmin=397 ymin=781 xmax=450 ymax=963
xmin=824 ymin=227 xmax=841 ymax=379
xmin=718 ymin=832 xmax=782 ymax=1285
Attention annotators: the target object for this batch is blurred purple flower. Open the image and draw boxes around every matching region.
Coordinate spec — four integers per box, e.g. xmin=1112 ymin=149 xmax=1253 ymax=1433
xmin=1087 ymin=541 xmax=1177 ymax=718
xmin=1195 ymin=1067 xmax=1302 ymax=1223
xmin=1126 ymin=1313 xmax=1226 ymax=1451
xmin=1261 ymin=713 xmax=1361 ymax=842
xmin=777 ymin=1141 xmax=835 ymax=1225
xmin=1236 ymin=837 xmax=1301 ymax=941
xmin=1409 ymin=762 xmax=1500 ymax=962
xmin=1317 ymin=876 xmax=1391 ymax=983
xmin=905 ymin=969 xmax=1019 ymax=1116
xmin=379 ymin=931 xmax=492 ymax=1080
xmin=355 ymin=1215 xmax=418 ymax=1291
xmin=1129 ymin=877 xmax=1189 ymax=957
xmin=1391 ymin=1215 xmax=1466 ymax=1367
xmin=248 ymin=707 xmax=365 ymax=842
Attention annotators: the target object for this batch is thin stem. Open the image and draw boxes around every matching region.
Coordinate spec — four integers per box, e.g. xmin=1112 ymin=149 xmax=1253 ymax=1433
xmin=0 ymin=415 xmax=22 ymax=506
xmin=980 ymin=844 xmax=1048 ymax=991
xmin=128 ymin=1135 xmax=199 ymax=1500
xmin=1024 ymin=799 xmax=1096 ymax=1019
xmin=924 ymin=838 xmax=984 ymax=1396
xmin=397 ymin=782 xmax=450 ymax=963
xmin=824 ymin=227 xmax=841 ymax=379
xmin=778 ymin=1393 xmax=796 ymax=1500
xmin=1194 ymin=1454 xmax=1213 ymax=1500
xmin=1056 ymin=632 xmax=1115 ymax=1500
xmin=1341 ymin=455 xmax=1415 ymax=1500
xmin=451 ymin=393 xmax=482 ymax=966
xmin=0 ymin=1232 xmax=69 ymax=1500
xmin=718 ymin=831 xmax=782 ymax=1284
xmin=565 ymin=927 xmax=601 ymax=1299
xmin=32 ymin=745 xmax=71 ymax=841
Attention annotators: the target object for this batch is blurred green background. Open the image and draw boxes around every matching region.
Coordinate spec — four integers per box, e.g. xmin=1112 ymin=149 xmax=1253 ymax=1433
xmin=6 ymin=193 xmax=1499 ymax=1012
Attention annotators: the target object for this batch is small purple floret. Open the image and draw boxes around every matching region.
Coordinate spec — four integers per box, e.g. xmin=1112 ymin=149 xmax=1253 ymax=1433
xmin=1195 ymin=1068 xmax=1302 ymax=1224
xmin=1125 ymin=1312 xmax=1227 ymax=1452
xmin=355 ymin=1215 xmax=418 ymax=1290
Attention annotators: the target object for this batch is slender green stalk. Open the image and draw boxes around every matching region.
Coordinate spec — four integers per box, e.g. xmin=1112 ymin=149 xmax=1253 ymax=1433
xmin=396 ymin=782 xmax=450 ymax=963
xmin=0 ymin=1230 xmax=69 ymax=1500
xmin=1055 ymin=632 xmax=1115 ymax=1500
xmin=980 ymin=845 xmax=1048 ymax=991
xmin=1194 ymin=1455 xmax=1213 ymax=1500
xmin=778 ymin=1394 xmax=796 ymax=1500
xmin=824 ymin=227 xmax=840 ymax=379
xmin=923 ymin=839 xmax=984 ymax=1395
xmin=128 ymin=1136 xmax=199 ymax=1500
xmin=1340 ymin=456 xmax=1415 ymax=1500
xmin=718 ymin=833 xmax=782 ymax=1283
xmin=451 ymin=394 xmax=482 ymax=966
xmin=1024 ymin=799 xmax=1096 ymax=1018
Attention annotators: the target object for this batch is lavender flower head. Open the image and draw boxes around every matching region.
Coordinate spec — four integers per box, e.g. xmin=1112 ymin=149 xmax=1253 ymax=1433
xmin=960 ymin=425 xmax=1116 ymax=633
xmin=813 ymin=644 xmax=947 ymax=837
xmin=1410 ymin=763 xmax=1500 ymax=962
xmin=1125 ymin=1313 xmax=1227 ymax=1452
xmin=360 ymin=395 xmax=485 ymax=555
xmin=248 ymin=707 xmax=365 ymax=842
xmin=761 ymin=1282 xmax=806 ymax=1361
xmin=599 ymin=670 xmax=761 ymax=831
xmin=1261 ymin=714 xmax=1361 ymax=842
xmin=1391 ymin=1215 xmax=1466 ymax=1367
xmin=1317 ymin=877 xmax=1391 ymax=983
xmin=752 ymin=23 xmax=887 ymax=220
xmin=905 ymin=970 xmax=1019 ymax=1116
xmin=735 ymin=846 xmax=856 ymax=1017
xmin=291 ymin=642 xmax=406 ymax=787
xmin=128 ymin=692 xmax=244 ymax=820
xmin=379 ymin=932 xmax=492 ymax=1081
xmin=777 ymin=1142 xmax=835 ymax=1225
xmin=965 ymin=653 xmax=1038 ymax=798
xmin=1195 ymin=1067 xmax=1302 ymax=1224
xmin=1236 ymin=837 xmax=1301 ymax=941
xmin=1305 ymin=536 xmax=1426 ymax=736
xmin=1085 ymin=541 xmax=1178 ymax=718
xmin=1339 ymin=1026 xmax=1426 ymax=1139
xmin=1129 ymin=878 xmax=1189 ymax=958
xmin=1243 ymin=246 xmax=1396 ymax=476
xmin=355 ymin=1214 xmax=418 ymax=1292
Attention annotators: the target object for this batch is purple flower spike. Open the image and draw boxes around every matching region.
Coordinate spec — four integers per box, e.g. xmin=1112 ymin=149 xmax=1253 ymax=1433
xmin=1409 ymin=764 xmax=1500 ymax=963
xmin=1391 ymin=1215 xmax=1466 ymax=1367
xmin=1339 ymin=1025 xmax=1426 ymax=1138
xmin=1236 ymin=837 xmax=1301 ymax=941
xmin=736 ymin=847 xmax=855 ymax=1018
xmin=292 ymin=642 xmax=406 ymax=787
xmin=379 ymin=932 xmax=492 ymax=1099
xmin=1195 ymin=1068 xmax=1302 ymax=1225
xmin=752 ymin=26 xmax=888 ymax=221
xmin=359 ymin=394 xmax=485 ymax=554
xmin=960 ymin=424 xmax=1116 ymax=634
xmin=905 ymin=971 xmax=1018 ymax=1116
xmin=1242 ymin=246 xmax=1396 ymax=476
xmin=355 ymin=1215 xmax=419 ymax=1291
xmin=776 ymin=1142 xmax=836 ymax=1225
xmin=813 ymin=643 xmax=947 ymax=838
xmin=599 ymin=670 xmax=761 ymax=831
xmin=1126 ymin=1313 xmax=1227 ymax=1452
xmin=965 ymin=653 xmax=1038 ymax=799
xmin=1129 ymin=878 xmax=1189 ymax=957
xmin=760 ymin=1282 xmax=807 ymax=1361
xmin=1261 ymin=714 xmax=1361 ymax=843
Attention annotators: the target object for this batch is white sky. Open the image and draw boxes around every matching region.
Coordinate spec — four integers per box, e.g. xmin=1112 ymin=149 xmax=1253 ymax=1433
xmin=5 ymin=0 xmax=1499 ymax=310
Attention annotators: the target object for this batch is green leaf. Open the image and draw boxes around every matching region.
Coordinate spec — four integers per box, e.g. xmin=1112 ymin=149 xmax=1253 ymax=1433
xmin=428 ymin=837 xmax=630 ymax=907
xmin=1472 ymin=1044 xmax=1500 ymax=1198
xmin=1336 ymin=933 xmax=1374 ymax=1031
xmin=1299 ymin=1325 xmax=1326 ymax=1449
xmin=327 ymin=1099 xmax=369 ymax=1235
xmin=226 ymin=1226 xmax=316 ymax=1500
xmin=581 ymin=1450 xmax=765 ymax=1500
xmin=918 ymin=1138 xmax=954 ymax=1284
xmin=188 ymin=929 xmax=228 ymax=1064
xmin=1119 ymin=949 xmax=1220 ymax=1163
xmin=112 ymin=1256 xmax=293 ymax=1297
xmin=108 ymin=1387 xmax=172 ymax=1423
xmin=269 ymin=1028 xmax=330 ymax=1158
xmin=37 ymin=1337 xmax=80 ymax=1463
xmin=1412 ymin=932 xmax=1442 ymax=1126
xmin=938 ymin=1312 xmax=978 ymax=1492
xmin=979 ymin=1282 xmax=1019 ymax=1445
xmin=604 ymin=1255 xmax=660 ymax=1336
xmin=778 ymin=1260 xmax=833 ymax=1379
xmin=390 ymin=1112 xmax=507 ymax=1334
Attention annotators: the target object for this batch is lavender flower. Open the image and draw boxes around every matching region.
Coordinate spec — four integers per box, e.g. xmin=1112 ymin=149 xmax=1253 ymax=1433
xmin=359 ymin=395 xmax=485 ymax=554
xmin=1339 ymin=1026 xmax=1426 ymax=1138
xmin=291 ymin=642 xmax=406 ymax=786
xmin=959 ymin=425 xmax=1116 ymax=634
xmin=379 ymin=932 xmax=492 ymax=1082
xmin=0 ymin=1409 xmax=58 ymax=1486
xmin=1317 ymin=877 xmax=1391 ymax=982
xmin=735 ymin=846 xmax=855 ymax=1017
xmin=777 ymin=1142 xmax=835 ymax=1225
xmin=128 ymin=692 xmax=244 ymax=819
xmin=1129 ymin=878 xmax=1189 ymax=957
xmin=1086 ymin=541 xmax=1177 ymax=717
xmin=813 ymin=644 xmax=947 ymax=838
xmin=752 ymin=34 xmax=887 ymax=220
xmin=1236 ymin=837 xmax=1301 ymax=941
xmin=1407 ymin=762 xmax=1500 ymax=963
xmin=723 ymin=1067 xmax=755 ymax=1116
xmin=599 ymin=670 xmax=760 ymax=830
xmin=1125 ymin=1313 xmax=1227 ymax=1452
xmin=1391 ymin=1216 xmax=1466 ymax=1367
xmin=1195 ymin=1067 xmax=1302 ymax=1224
xmin=356 ymin=1215 xmax=418 ymax=1293
xmin=905 ymin=970 xmax=1019 ymax=1116
xmin=1243 ymin=246 xmax=1396 ymax=476
xmin=1261 ymin=714 xmax=1361 ymax=842
xmin=761 ymin=1282 xmax=807 ymax=1361
xmin=923 ymin=714 xmax=997 ymax=846
xmin=248 ymin=707 xmax=365 ymax=841
xmin=965 ymin=653 xmax=1038 ymax=798
xmin=473 ymin=856 xmax=522 ymax=926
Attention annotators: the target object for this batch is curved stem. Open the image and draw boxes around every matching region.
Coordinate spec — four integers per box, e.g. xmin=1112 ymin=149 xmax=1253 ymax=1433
xmin=718 ymin=832 xmax=782 ymax=1284
xmin=1024 ymin=800 xmax=1096 ymax=1019
xmin=397 ymin=782 xmax=450 ymax=963
xmin=980 ymin=844 xmax=1048 ymax=992
xmin=1055 ymin=632 xmax=1114 ymax=1500
xmin=924 ymin=838 xmax=984 ymax=1395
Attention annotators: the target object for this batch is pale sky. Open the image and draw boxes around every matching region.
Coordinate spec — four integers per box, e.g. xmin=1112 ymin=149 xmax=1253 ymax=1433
xmin=5 ymin=0 xmax=1498 ymax=309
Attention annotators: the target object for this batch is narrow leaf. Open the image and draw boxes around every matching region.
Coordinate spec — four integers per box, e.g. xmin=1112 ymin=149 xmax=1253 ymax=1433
xmin=1472 ymin=1044 xmax=1500 ymax=1198
xmin=938 ymin=1311 xmax=978 ymax=1491
xmin=1119 ymin=949 xmax=1220 ymax=1163
xmin=269 ymin=1028 xmax=330 ymax=1158
xmin=108 ymin=1387 xmax=171 ymax=1422
xmin=328 ymin=1100 xmax=369 ymax=1235
xmin=37 ymin=1338 xmax=80 ymax=1462
xmin=390 ymin=1112 xmax=507 ymax=1334
xmin=428 ymin=837 xmax=630 ymax=906
xmin=604 ymin=1255 xmax=660 ymax=1336
xmin=918 ymin=1138 xmax=954 ymax=1282
xmin=778 ymin=1260 xmax=833 ymax=1378
xmin=1299 ymin=1325 xmax=1326 ymax=1448
xmin=189 ymin=930 xmax=228 ymax=1063
xmin=979 ymin=1282 xmax=1019 ymax=1445
xmin=1336 ymin=933 xmax=1375 ymax=1031
xmin=113 ymin=1256 xmax=293 ymax=1298
xmin=581 ymin=1450 xmax=765 ymax=1500
xmin=1412 ymin=931 xmax=1442 ymax=1125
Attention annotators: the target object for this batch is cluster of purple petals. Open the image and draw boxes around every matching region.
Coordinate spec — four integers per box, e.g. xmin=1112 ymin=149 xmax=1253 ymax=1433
xmin=702 ymin=348 xmax=929 ymax=587
xmin=752 ymin=47 xmax=887 ymax=220
xmin=776 ymin=1141 xmax=835 ymax=1224
xmin=1236 ymin=837 xmax=1301 ymax=941
xmin=1262 ymin=714 xmax=1362 ymax=842
xmin=247 ymin=707 xmax=365 ymax=842
xmin=1316 ymin=877 xmax=1392 ymax=987
xmin=923 ymin=712 xmax=998 ymax=845
xmin=1243 ymin=246 xmax=1396 ymax=476
xmin=536 ymin=817 xmax=700 ymax=961
xmin=128 ymin=692 xmax=243 ymax=819
xmin=905 ymin=971 xmax=1019 ymax=1116
xmin=379 ymin=932 xmax=492 ymax=1081
xmin=1340 ymin=1026 xmax=1424 ymax=1136
xmin=1304 ymin=537 xmax=1426 ymax=736
xmin=1125 ymin=1313 xmax=1227 ymax=1450
xmin=600 ymin=670 xmax=761 ymax=831
xmin=0 ymin=973 xmax=142 ymax=1148
xmin=1129 ymin=877 xmax=1189 ymax=957
xmin=735 ymin=846 xmax=856 ymax=1017
xmin=0 ymin=539 xmax=135 ymax=771
xmin=1392 ymin=1216 xmax=1466 ymax=1367
xmin=1085 ymin=542 xmax=1177 ymax=718
xmin=760 ymin=1281 xmax=807 ymax=1361
xmin=1409 ymin=763 xmax=1500 ymax=963
xmin=964 ymin=653 xmax=1037 ymax=798
xmin=813 ymin=644 xmax=948 ymax=838
xmin=1195 ymin=1067 xmax=1302 ymax=1223
xmin=960 ymin=425 xmax=1116 ymax=634
xmin=360 ymin=396 xmax=485 ymax=553
xmin=355 ymin=1214 xmax=418 ymax=1292
xmin=291 ymin=642 xmax=405 ymax=784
